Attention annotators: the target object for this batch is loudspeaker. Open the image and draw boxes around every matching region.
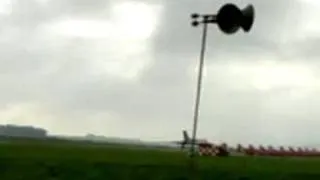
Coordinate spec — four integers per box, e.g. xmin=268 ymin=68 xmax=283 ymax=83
xmin=216 ymin=3 xmax=255 ymax=34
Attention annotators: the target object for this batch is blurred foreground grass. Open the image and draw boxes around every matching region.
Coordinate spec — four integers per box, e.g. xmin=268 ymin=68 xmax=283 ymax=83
xmin=1 ymin=138 xmax=320 ymax=179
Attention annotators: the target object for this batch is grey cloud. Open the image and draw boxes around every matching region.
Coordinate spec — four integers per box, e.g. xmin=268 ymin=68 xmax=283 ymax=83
xmin=9 ymin=0 xmax=112 ymax=22
xmin=151 ymin=0 xmax=305 ymax=61
xmin=290 ymin=37 xmax=320 ymax=61
xmin=198 ymin=86 xmax=320 ymax=146
xmin=0 ymin=28 xmax=191 ymax=127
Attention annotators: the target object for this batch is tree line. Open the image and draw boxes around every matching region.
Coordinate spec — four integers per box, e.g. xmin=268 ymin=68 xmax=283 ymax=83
xmin=0 ymin=124 xmax=47 ymax=138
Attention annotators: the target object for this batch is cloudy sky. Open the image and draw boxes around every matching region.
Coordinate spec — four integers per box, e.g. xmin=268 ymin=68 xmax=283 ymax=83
xmin=0 ymin=0 xmax=320 ymax=147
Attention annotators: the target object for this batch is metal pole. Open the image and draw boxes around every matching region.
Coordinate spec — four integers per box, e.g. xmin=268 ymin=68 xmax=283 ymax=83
xmin=190 ymin=22 xmax=208 ymax=157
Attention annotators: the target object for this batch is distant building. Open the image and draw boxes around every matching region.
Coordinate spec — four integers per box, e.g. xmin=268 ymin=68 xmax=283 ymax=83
xmin=0 ymin=124 xmax=47 ymax=138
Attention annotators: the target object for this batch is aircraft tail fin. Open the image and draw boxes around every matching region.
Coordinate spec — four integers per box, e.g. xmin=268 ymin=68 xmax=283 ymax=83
xmin=183 ymin=130 xmax=190 ymax=142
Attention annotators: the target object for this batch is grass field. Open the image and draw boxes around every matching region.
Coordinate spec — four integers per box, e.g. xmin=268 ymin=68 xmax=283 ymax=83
xmin=1 ymin=137 xmax=320 ymax=179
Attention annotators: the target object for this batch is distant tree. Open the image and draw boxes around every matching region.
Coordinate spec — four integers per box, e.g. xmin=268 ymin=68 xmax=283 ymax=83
xmin=0 ymin=124 xmax=47 ymax=138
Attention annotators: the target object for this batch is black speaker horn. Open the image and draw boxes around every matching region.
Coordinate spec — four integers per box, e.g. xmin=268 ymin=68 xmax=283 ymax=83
xmin=216 ymin=3 xmax=255 ymax=34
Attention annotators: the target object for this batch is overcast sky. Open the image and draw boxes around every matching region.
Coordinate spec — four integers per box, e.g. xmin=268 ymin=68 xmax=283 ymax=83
xmin=0 ymin=0 xmax=320 ymax=147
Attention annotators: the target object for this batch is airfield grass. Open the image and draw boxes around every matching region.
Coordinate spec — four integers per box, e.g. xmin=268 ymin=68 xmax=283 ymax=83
xmin=1 ymin=138 xmax=320 ymax=179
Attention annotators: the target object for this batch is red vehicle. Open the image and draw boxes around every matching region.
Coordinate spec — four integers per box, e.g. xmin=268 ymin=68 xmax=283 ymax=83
xmin=257 ymin=145 xmax=268 ymax=156
xmin=267 ymin=145 xmax=278 ymax=156
xmin=245 ymin=144 xmax=256 ymax=156
xmin=297 ymin=147 xmax=304 ymax=156
xmin=200 ymin=141 xmax=320 ymax=158
xmin=278 ymin=146 xmax=286 ymax=156
xmin=287 ymin=147 xmax=296 ymax=156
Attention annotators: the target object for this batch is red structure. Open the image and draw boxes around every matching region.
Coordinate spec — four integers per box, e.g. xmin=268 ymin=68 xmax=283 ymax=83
xmin=198 ymin=142 xmax=320 ymax=158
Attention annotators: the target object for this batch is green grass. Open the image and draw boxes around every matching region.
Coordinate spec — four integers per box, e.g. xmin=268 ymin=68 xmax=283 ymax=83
xmin=1 ymin=137 xmax=320 ymax=179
